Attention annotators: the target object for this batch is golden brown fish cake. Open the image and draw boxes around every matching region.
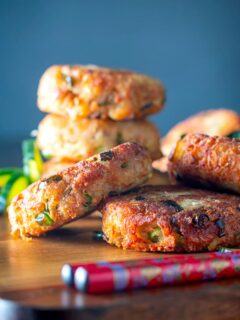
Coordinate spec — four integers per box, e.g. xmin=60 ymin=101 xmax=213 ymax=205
xmin=162 ymin=109 xmax=239 ymax=156
xmin=37 ymin=65 xmax=165 ymax=120
xmin=102 ymin=185 xmax=240 ymax=252
xmin=153 ymin=109 xmax=240 ymax=172
xmin=41 ymin=164 xmax=167 ymax=221
xmin=8 ymin=143 xmax=152 ymax=239
xmin=168 ymin=134 xmax=240 ymax=194
xmin=37 ymin=114 xmax=161 ymax=161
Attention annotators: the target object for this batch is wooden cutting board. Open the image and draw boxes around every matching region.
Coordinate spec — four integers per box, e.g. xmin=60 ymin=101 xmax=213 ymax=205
xmin=0 ymin=173 xmax=240 ymax=320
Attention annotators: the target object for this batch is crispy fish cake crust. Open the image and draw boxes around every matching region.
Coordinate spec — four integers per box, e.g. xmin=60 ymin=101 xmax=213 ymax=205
xmin=9 ymin=143 xmax=152 ymax=238
xmin=168 ymin=134 xmax=240 ymax=194
xmin=37 ymin=65 xmax=165 ymax=120
xmin=102 ymin=185 xmax=240 ymax=252
xmin=153 ymin=109 xmax=240 ymax=173
xmin=37 ymin=114 xmax=161 ymax=160
xmin=42 ymin=161 xmax=168 ymax=186
xmin=162 ymin=109 xmax=240 ymax=156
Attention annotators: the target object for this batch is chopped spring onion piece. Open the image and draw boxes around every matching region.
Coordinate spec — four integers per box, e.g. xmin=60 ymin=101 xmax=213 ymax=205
xmin=43 ymin=175 xmax=62 ymax=183
xmin=83 ymin=192 xmax=93 ymax=209
xmin=148 ymin=226 xmax=163 ymax=243
xmin=121 ymin=162 xmax=128 ymax=169
xmin=35 ymin=210 xmax=54 ymax=226
xmin=42 ymin=151 xmax=52 ymax=160
xmin=180 ymin=133 xmax=186 ymax=139
xmin=62 ymin=73 xmax=74 ymax=87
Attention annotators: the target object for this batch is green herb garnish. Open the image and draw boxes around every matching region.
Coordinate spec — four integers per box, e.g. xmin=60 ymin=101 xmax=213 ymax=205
xmin=35 ymin=210 xmax=54 ymax=226
xmin=148 ymin=226 xmax=163 ymax=243
xmin=42 ymin=152 xmax=52 ymax=160
xmin=43 ymin=175 xmax=62 ymax=183
xmin=83 ymin=192 xmax=93 ymax=209
xmin=227 ymin=130 xmax=240 ymax=139
xmin=180 ymin=133 xmax=186 ymax=140
xmin=62 ymin=73 xmax=74 ymax=87
xmin=116 ymin=132 xmax=124 ymax=145
xmin=121 ymin=162 xmax=128 ymax=169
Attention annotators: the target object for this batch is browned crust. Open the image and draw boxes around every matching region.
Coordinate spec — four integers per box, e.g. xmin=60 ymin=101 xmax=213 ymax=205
xmin=162 ymin=109 xmax=240 ymax=156
xmin=102 ymin=185 xmax=240 ymax=252
xmin=37 ymin=65 xmax=165 ymax=120
xmin=8 ymin=143 xmax=152 ymax=238
xmin=168 ymin=134 xmax=240 ymax=194
xmin=42 ymin=164 xmax=168 ymax=187
xmin=37 ymin=114 xmax=161 ymax=161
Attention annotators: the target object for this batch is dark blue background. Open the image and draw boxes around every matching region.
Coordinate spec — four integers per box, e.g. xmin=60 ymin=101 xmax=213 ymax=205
xmin=1 ymin=0 xmax=240 ymax=165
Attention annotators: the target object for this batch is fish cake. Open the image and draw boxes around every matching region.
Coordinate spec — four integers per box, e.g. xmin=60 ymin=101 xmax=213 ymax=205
xmin=153 ymin=109 xmax=240 ymax=172
xmin=162 ymin=109 xmax=239 ymax=157
xmin=168 ymin=134 xmax=240 ymax=194
xmin=37 ymin=114 xmax=161 ymax=161
xmin=8 ymin=143 xmax=152 ymax=238
xmin=37 ymin=65 xmax=165 ymax=120
xmin=102 ymin=185 xmax=240 ymax=252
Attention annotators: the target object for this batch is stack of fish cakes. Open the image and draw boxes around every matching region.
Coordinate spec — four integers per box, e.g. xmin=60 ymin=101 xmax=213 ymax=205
xmin=36 ymin=65 xmax=166 ymax=177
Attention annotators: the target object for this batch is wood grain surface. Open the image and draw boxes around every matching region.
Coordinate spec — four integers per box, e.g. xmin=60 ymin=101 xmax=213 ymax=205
xmin=0 ymin=173 xmax=240 ymax=320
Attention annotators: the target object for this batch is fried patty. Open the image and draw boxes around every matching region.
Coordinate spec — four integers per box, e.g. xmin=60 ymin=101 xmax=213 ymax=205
xmin=37 ymin=65 xmax=165 ymax=120
xmin=168 ymin=134 xmax=240 ymax=194
xmin=153 ymin=109 xmax=240 ymax=172
xmin=37 ymin=114 xmax=161 ymax=161
xmin=9 ymin=143 xmax=152 ymax=238
xmin=162 ymin=109 xmax=239 ymax=156
xmin=102 ymin=185 xmax=240 ymax=252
